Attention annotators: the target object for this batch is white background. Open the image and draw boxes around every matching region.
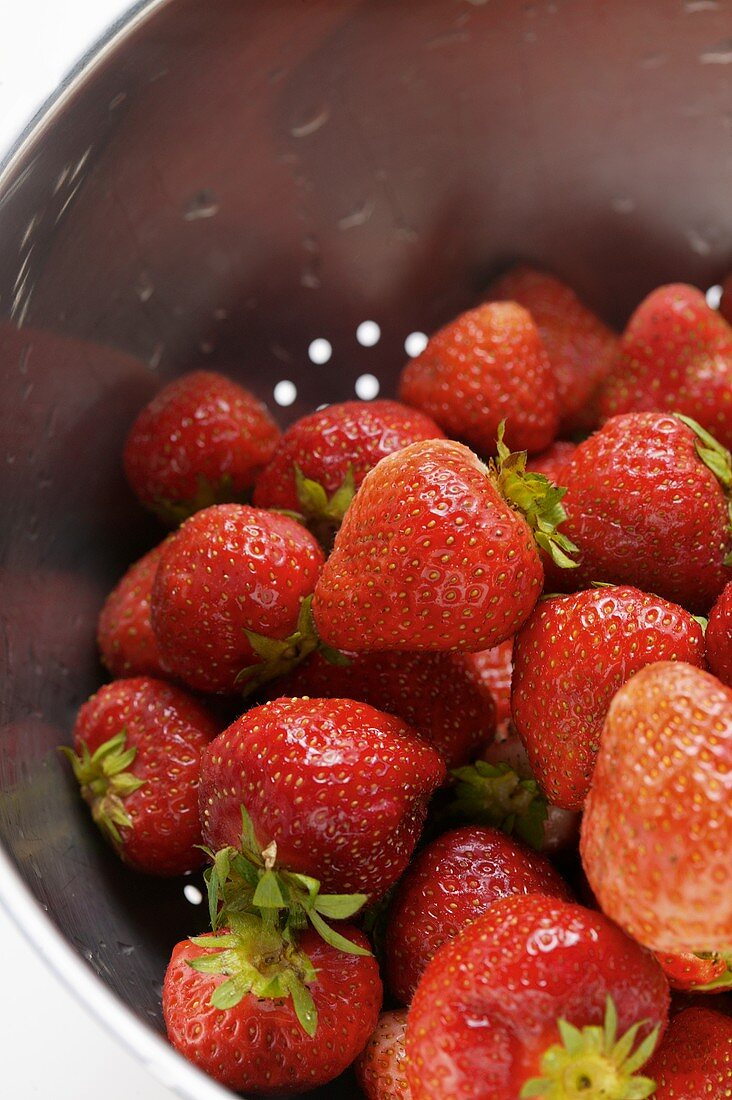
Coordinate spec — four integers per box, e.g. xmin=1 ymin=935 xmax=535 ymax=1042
xmin=1 ymin=3 xmax=176 ymax=1096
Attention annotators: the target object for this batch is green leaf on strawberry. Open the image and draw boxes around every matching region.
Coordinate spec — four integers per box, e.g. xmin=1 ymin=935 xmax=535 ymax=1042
xmin=444 ymin=760 xmax=549 ymax=851
xmin=60 ymin=730 xmax=144 ymax=848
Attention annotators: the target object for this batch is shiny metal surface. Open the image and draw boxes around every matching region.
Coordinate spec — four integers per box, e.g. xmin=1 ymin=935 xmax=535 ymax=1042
xmin=0 ymin=1 xmax=730 ymax=1096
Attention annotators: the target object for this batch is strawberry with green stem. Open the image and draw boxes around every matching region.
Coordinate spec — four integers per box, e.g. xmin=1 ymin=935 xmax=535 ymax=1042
xmin=312 ymin=426 xmax=577 ymax=655
xmin=405 ymin=894 xmax=669 ymax=1100
xmin=253 ymin=399 xmax=444 ymax=545
xmin=151 ymin=503 xmax=325 ymax=694
xmin=63 ymin=677 xmax=219 ymax=875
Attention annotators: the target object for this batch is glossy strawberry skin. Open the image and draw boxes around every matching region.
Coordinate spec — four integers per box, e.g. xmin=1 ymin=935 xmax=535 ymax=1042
xmin=581 ymin=662 xmax=732 ymax=955
xmin=707 ymin=581 xmax=732 ymax=687
xmin=399 ymin=302 xmax=559 ymax=455
xmin=512 ymin=586 xmax=706 ymax=810
xmin=97 ymin=544 xmax=171 ymax=680
xmin=526 ymin=441 xmax=577 ymax=486
xmin=267 ymin=649 xmax=496 ymax=769
xmin=200 ymin=697 xmax=446 ymax=899
xmin=599 ymin=284 xmax=732 ymax=450
xmin=124 ymin=370 xmax=280 ymax=520
xmin=487 ymin=266 xmax=617 ymax=434
xmin=253 ymin=399 xmax=444 ymax=512
xmin=312 ymin=439 xmax=544 ymax=653
xmin=164 ymin=926 xmax=382 ymax=1095
xmin=460 ymin=640 xmax=513 ymax=737
xmin=546 ymin=413 xmax=732 ymax=612
xmin=72 ymin=677 xmax=219 ymax=875
xmin=645 ymin=1007 xmax=732 ymax=1100
xmin=385 ymin=826 xmax=572 ymax=1005
xmin=151 ymin=504 xmax=324 ymax=693
xmin=405 ymin=894 xmax=669 ymax=1100
xmin=355 ymin=1010 xmax=411 ymax=1100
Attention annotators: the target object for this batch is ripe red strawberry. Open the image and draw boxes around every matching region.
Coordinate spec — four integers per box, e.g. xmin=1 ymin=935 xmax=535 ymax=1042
xmin=151 ymin=504 xmax=324 ymax=694
xmin=526 ymin=440 xmax=577 ymax=485
xmin=405 ymin=894 xmax=669 ymax=1100
xmin=599 ymin=284 xmax=732 ymax=450
xmin=355 ymin=1010 xmax=411 ymax=1100
xmin=460 ymin=640 xmax=513 ymax=736
xmin=267 ymin=649 xmax=496 ymax=769
xmin=124 ymin=370 xmax=280 ymax=523
xmin=655 ymin=951 xmax=732 ymax=993
xmin=487 ymin=266 xmax=618 ymax=434
xmin=97 ymin=543 xmax=171 ymax=679
xmin=63 ymin=677 xmax=219 ymax=875
xmin=164 ymin=921 xmax=381 ymax=1094
xmin=312 ymin=435 xmax=577 ymax=654
xmin=200 ymin=697 xmax=446 ymax=899
xmin=645 ymin=1006 xmax=732 ymax=1099
xmin=385 ymin=825 xmax=572 ymax=1004
xmin=581 ymin=662 xmax=732 ymax=955
xmin=450 ymin=731 xmax=581 ymax=853
xmin=707 ymin=580 xmax=732 ymax=687
xmin=546 ymin=412 xmax=732 ymax=612
xmin=512 ymin=586 xmax=706 ymax=810
xmin=253 ymin=399 xmax=444 ymax=542
xmin=399 ymin=302 xmax=559 ymax=455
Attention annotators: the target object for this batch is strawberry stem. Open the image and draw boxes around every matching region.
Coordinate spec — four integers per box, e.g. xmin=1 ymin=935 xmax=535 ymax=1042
xmin=294 ymin=463 xmax=357 ymax=547
xmin=203 ymin=806 xmax=371 ymax=957
xmin=490 ymin=422 xmax=578 ymax=569
xmin=520 ymin=997 xmax=658 ymax=1100
xmin=443 ymin=760 xmax=548 ymax=850
xmin=59 ymin=731 xmax=144 ymax=848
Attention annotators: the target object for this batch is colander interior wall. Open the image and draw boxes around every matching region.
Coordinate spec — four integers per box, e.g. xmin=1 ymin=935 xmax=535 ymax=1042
xmin=0 ymin=0 xmax=731 ymax=1095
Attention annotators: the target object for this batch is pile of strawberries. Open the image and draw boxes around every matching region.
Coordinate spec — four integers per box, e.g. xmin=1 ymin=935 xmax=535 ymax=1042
xmin=64 ymin=269 xmax=732 ymax=1099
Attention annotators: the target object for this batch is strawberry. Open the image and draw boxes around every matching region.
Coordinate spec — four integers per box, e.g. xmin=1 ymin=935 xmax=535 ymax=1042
xmin=312 ymin=433 xmax=577 ymax=654
xmin=253 ymin=399 xmax=444 ymax=543
xmin=124 ymin=370 xmax=280 ymax=523
xmin=398 ymin=302 xmax=559 ymax=455
xmin=707 ymin=580 xmax=732 ymax=687
xmin=545 ymin=412 xmax=732 ymax=612
xmin=460 ymin=639 xmax=513 ymax=737
xmin=512 ymin=586 xmax=706 ymax=810
xmin=200 ymin=696 xmax=446 ymax=899
xmin=355 ymin=1010 xmax=411 ymax=1100
xmin=487 ymin=266 xmax=618 ymax=434
xmin=526 ymin=440 xmax=577 ymax=486
xmin=655 ymin=951 xmax=732 ymax=993
xmin=164 ymin=920 xmax=381 ymax=1094
xmin=581 ymin=662 xmax=732 ymax=956
xmin=405 ymin=893 xmax=669 ymax=1100
xmin=447 ymin=731 xmax=581 ymax=853
xmin=97 ymin=543 xmax=171 ymax=679
xmin=644 ymin=1006 xmax=732 ymax=1099
xmin=151 ymin=504 xmax=324 ymax=694
xmin=384 ymin=825 xmax=572 ymax=1004
xmin=63 ymin=677 xmax=219 ymax=875
xmin=266 ymin=648 xmax=496 ymax=769
xmin=599 ymin=284 xmax=732 ymax=451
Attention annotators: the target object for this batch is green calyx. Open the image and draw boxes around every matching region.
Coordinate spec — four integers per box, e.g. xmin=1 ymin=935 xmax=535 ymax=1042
xmin=444 ymin=760 xmax=548 ymax=851
xmin=521 ymin=998 xmax=658 ymax=1100
xmin=674 ymin=413 xmax=732 ymax=567
xmin=187 ymin=912 xmax=320 ymax=1036
xmin=294 ymin=464 xmax=357 ymax=547
xmin=153 ymin=472 xmax=249 ymax=526
xmin=235 ymin=595 xmax=349 ymax=696
xmin=203 ymin=806 xmax=371 ymax=956
xmin=59 ymin=731 xmax=144 ymax=848
xmin=490 ymin=422 xmax=578 ymax=570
